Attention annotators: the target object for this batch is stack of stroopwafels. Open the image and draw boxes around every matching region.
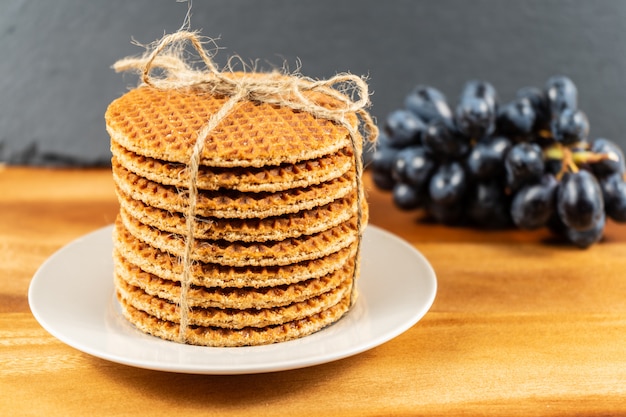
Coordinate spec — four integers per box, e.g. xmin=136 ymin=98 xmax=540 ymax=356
xmin=105 ymin=76 xmax=369 ymax=346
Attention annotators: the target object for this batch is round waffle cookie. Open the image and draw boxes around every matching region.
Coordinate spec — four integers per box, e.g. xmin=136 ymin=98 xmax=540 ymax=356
xmin=112 ymin=158 xmax=356 ymax=219
xmin=117 ymin=211 xmax=360 ymax=267
xmin=115 ymin=186 xmax=361 ymax=242
xmin=113 ymin=223 xmax=360 ymax=288
xmin=105 ymin=85 xmax=358 ymax=168
xmin=106 ymin=67 xmax=370 ymax=346
xmin=113 ymin=250 xmax=356 ymax=309
xmin=118 ymin=295 xmax=352 ymax=347
xmin=115 ymin=273 xmax=353 ymax=329
xmin=111 ymin=140 xmax=356 ymax=192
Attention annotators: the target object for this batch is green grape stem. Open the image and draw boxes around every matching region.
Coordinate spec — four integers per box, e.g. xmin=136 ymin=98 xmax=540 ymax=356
xmin=544 ymin=144 xmax=577 ymax=179
xmin=573 ymin=150 xmax=620 ymax=165
xmin=543 ymin=143 xmax=619 ymax=180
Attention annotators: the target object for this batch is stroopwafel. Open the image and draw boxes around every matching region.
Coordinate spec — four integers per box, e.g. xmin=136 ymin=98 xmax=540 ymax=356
xmin=106 ymin=35 xmax=374 ymax=346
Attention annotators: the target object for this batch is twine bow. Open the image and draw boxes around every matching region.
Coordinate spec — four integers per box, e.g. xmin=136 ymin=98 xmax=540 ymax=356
xmin=114 ymin=30 xmax=378 ymax=344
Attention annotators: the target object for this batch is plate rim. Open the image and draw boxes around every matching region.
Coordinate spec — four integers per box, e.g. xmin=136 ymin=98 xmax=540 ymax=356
xmin=28 ymin=224 xmax=437 ymax=375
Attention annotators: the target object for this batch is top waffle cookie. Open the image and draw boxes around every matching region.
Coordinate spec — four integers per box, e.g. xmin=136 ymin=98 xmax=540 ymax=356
xmin=105 ymin=85 xmax=358 ymax=168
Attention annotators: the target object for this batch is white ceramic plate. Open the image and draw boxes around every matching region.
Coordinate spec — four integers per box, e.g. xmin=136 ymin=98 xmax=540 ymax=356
xmin=28 ymin=224 xmax=436 ymax=375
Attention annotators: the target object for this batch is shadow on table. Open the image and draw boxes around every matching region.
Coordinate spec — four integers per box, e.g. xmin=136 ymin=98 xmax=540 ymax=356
xmin=91 ymin=352 xmax=367 ymax=408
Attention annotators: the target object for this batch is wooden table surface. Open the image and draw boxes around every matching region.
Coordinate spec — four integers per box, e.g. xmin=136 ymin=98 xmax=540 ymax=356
xmin=1 ymin=166 xmax=625 ymax=416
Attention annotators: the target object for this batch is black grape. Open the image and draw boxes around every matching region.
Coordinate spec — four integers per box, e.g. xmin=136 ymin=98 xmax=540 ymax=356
xmin=599 ymin=173 xmax=626 ymax=222
xmin=392 ymin=182 xmax=422 ymax=210
xmin=590 ymin=138 xmax=626 ymax=177
xmin=510 ymin=174 xmax=558 ymax=230
xmin=423 ymin=119 xmax=470 ymax=159
xmin=545 ymin=75 xmax=578 ymax=115
xmin=497 ymin=96 xmax=536 ymax=139
xmin=551 ymin=108 xmax=589 ymax=145
xmin=505 ymin=142 xmax=545 ymax=190
xmin=468 ymin=180 xmax=511 ymax=228
xmin=371 ymin=143 xmax=399 ymax=173
xmin=455 ymin=97 xmax=496 ymax=140
xmin=371 ymin=143 xmax=400 ymax=190
xmin=404 ymin=85 xmax=453 ymax=125
xmin=557 ymin=170 xmax=604 ymax=231
xmin=516 ymin=86 xmax=550 ymax=130
xmin=428 ymin=161 xmax=468 ymax=206
xmin=460 ymin=80 xmax=498 ymax=113
xmin=384 ymin=109 xmax=425 ymax=148
xmin=466 ymin=136 xmax=511 ymax=180
xmin=455 ymin=80 xmax=498 ymax=139
xmin=565 ymin=212 xmax=605 ymax=248
xmin=391 ymin=146 xmax=436 ymax=190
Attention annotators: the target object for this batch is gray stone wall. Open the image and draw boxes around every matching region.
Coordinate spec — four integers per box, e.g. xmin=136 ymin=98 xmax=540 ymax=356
xmin=2 ymin=0 xmax=625 ymax=165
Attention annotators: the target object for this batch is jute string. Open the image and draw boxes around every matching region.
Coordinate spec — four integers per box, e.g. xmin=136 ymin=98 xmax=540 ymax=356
xmin=114 ymin=30 xmax=378 ymax=343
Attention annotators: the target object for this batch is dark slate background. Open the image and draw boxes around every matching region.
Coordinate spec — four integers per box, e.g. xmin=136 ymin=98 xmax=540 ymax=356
xmin=2 ymin=0 xmax=626 ymax=166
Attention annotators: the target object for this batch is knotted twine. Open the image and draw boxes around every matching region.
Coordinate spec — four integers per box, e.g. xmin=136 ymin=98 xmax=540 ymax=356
xmin=114 ymin=30 xmax=378 ymax=344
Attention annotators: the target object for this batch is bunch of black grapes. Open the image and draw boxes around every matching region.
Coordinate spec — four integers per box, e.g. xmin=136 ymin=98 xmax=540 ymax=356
xmin=371 ymin=76 xmax=626 ymax=248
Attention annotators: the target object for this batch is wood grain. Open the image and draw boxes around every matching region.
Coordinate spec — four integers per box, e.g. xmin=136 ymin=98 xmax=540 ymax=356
xmin=1 ymin=166 xmax=625 ymax=416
